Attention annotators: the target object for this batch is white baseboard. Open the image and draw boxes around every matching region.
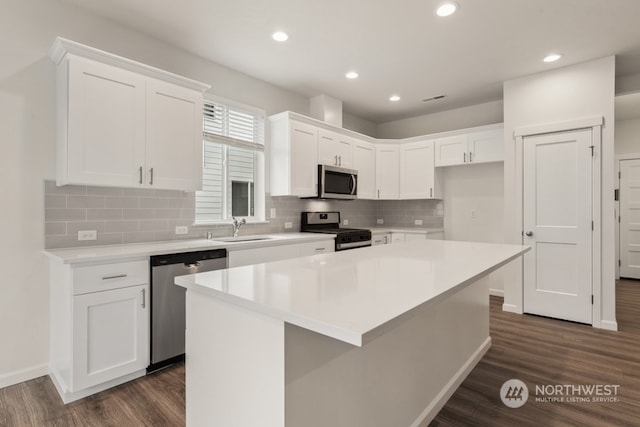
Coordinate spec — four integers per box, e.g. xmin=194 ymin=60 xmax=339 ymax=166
xmin=410 ymin=336 xmax=492 ymax=427
xmin=599 ymin=320 xmax=619 ymax=331
xmin=489 ymin=288 xmax=504 ymax=298
xmin=502 ymin=303 xmax=522 ymax=314
xmin=0 ymin=364 xmax=48 ymax=390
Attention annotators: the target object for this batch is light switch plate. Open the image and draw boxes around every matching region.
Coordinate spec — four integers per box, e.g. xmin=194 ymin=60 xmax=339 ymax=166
xmin=343 ymin=219 xmax=349 ymax=225
xmin=78 ymin=230 xmax=97 ymax=241
xmin=270 ymin=208 xmax=277 ymax=218
xmin=377 ymin=219 xmax=384 ymax=225
xmin=175 ymin=226 xmax=188 ymax=235
xmin=471 ymin=209 xmax=478 ymax=218
xmin=415 ymin=219 xmax=423 ymax=225
xmin=284 ymin=222 xmax=293 ymax=229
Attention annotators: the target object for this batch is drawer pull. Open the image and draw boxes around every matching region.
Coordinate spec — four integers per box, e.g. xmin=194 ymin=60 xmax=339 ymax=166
xmin=102 ymin=274 xmax=128 ymax=280
xmin=315 ymin=248 xmax=326 ymax=251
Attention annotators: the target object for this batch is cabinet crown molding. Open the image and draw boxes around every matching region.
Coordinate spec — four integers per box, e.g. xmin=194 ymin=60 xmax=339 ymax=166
xmin=48 ymin=37 xmax=211 ymax=93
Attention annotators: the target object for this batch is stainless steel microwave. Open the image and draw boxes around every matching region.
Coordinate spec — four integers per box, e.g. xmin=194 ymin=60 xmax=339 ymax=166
xmin=317 ymin=164 xmax=357 ymax=200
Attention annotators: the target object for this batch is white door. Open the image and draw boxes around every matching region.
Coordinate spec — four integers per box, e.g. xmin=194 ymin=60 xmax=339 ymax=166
xmin=523 ymin=129 xmax=593 ymax=324
xmin=146 ymin=78 xmax=203 ymax=191
xmin=72 ymin=284 xmax=149 ymax=391
xmin=620 ymin=158 xmax=640 ymax=279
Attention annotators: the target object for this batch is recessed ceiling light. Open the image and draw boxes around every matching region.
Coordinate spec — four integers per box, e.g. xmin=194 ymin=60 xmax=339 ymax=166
xmin=436 ymin=2 xmax=458 ymax=17
xmin=389 ymin=95 xmax=401 ymax=102
xmin=345 ymin=71 xmax=359 ymax=79
xmin=543 ymin=53 xmax=563 ymax=63
xmin=272 ymin=31 xmax=289 ymax=42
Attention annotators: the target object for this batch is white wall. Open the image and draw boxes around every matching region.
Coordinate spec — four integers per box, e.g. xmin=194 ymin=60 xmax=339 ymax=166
xmin=376 ymin=100 xmax=503 ymax=139
xmin=503 ymin=57 xmax=616 ymax=329
xmin=342 ymin=111 xmax=378 ymax=137
xmin=442 ymin=163 xmax=505 ymax=294
xmin=0 ymin=0 xmax=315 ymax=388
xmin=615 ymin=118 xmax=640 ymax=156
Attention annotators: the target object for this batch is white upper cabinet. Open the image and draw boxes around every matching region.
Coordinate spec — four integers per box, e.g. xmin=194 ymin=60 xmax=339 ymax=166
xmin=375 ymin=145 xmax=400 ymax=199
xmin=434 ymin=135 xmax=468 ymax=167
xmin=467 ymin=128 xmax=504 ymax=164
xmin=64 ymin=56 xmax=147 ymax=187
xmin=318 ymin=129 xmax=352 ymax=168
xmin=352 ymin=139 xmax=376 ymax=199
xmin=270 ymin=116 xmax=319 ymax=197
xmin=49 ymin=38 xmax=209 ymax=191
xmin=435 ymin=127 xmax=504 ymax=167
xmin=400 ymin=139 xmax=440 ymax=199
xmin=146 ymin=78 xmax=203 ymax=191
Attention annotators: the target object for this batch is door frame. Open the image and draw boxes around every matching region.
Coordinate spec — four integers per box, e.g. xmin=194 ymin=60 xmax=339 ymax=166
xmin=615 ymin=154 xmax=640 ymax=279
xmin=513 ymin=116 xmax=603 ymax=327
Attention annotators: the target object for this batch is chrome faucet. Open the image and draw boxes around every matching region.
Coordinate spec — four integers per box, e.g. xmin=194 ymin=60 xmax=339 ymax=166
xmin=232 ymin=217 xmax=246 ymax=237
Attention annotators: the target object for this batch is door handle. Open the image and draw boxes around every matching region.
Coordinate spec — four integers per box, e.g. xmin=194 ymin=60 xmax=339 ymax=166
xmin=149 ymin=167 xmax=154 ymax=185
xmin=139 ymin=166 xmax=143 ymax=185
xmin=525 ymin=231 xmax=534 ymax=236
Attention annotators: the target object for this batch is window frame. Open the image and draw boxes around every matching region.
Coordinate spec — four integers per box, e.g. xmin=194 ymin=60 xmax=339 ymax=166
xmin=195 ymin=95 xmax=266 ymax=225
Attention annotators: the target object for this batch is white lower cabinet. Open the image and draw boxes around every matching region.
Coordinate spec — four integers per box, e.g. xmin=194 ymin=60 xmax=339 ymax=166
xmin=73 ymin=284 xmax=149 ymax=391
xmin=228 ymin=239 xmax=335 ymax=268
xmin=49 ymin=259 xmax=150 ymax=403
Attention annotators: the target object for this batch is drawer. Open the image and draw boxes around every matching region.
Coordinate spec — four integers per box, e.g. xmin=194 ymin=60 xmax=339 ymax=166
xmin=73 ymin=260 xmax=149 ymax=295
xmin=300 ymin=240 xmax=335 ymax=256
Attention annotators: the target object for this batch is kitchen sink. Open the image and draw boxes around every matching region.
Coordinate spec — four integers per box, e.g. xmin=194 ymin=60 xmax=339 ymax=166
xmin=213 ymin=236 xmax=275 ymax=243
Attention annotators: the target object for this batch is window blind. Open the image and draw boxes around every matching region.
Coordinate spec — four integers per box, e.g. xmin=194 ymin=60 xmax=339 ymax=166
xmin=203 ymin=100 xmax=265 ymax=151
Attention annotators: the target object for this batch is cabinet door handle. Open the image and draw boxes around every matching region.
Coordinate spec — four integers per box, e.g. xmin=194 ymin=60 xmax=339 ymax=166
xmin=334 ymin=155 xmax=338 ymax=165
xmin=384 ymin=236 xmax=388 ymax=244
xmin=463 ymin=152 xmax=466 ymax=163
xmin=315 ymin=247 xmax=326 ymax=251
xmin=339 ymin=156 xmax=342 ymax=166
xmin=377 ymin=189 xmax=380 ymax=199
xmin=430 ymin=187 xmax=433 ymax=198
xmin=469 ymin=152 xmax=473 ymax=162
xmin=141 ymin=288 xmax=146 ymax=308
xmin=102 ymin=274 xmax=127 ymax=280
xmin=149 ymin=167 xmax=154 ymax=185
xmin=139 ymin=166 xmax=143 ymax=184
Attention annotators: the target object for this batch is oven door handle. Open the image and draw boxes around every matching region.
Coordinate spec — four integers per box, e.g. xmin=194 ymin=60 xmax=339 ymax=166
xmin=349 ymin=174 xmax=357 ymax=195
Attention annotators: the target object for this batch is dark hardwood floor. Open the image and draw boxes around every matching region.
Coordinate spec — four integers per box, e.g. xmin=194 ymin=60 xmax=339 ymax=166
xmin=1 ymin=280 xmax=639 ymax=426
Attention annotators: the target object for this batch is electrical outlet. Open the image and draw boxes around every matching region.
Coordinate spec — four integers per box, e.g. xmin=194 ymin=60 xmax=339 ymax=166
xmin=471 ymin=209 xmax=478 ymax=218
xmin=377 ymin=219 xmax=384 ymax=225
xmin=270 ymin=208 xmax=277 ymax=218
xmin=415 ymin=219 xmax=423 ymax=226
xmin=284 ymin=222 xmax=293 ymax=229
xmin=175 ymin=226 xmax=188 ymax=235
xmin=343 ymin=219 xmax=349 ymax=225
xmin=78 ymin=230 xmax=97 ymax=241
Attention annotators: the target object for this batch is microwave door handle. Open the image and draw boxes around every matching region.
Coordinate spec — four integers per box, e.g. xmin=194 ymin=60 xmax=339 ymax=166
xmin=349 ymin=175 xmax=356 ymax=195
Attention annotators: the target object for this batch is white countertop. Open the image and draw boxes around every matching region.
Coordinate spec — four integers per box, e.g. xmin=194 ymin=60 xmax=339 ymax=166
xmin=370 ymin=227 xmax=444 ymax=235
xmin=45 ymin=233 xmax=334 ymax=264
xmin=175 ymin=240 xmax=528 ymax=347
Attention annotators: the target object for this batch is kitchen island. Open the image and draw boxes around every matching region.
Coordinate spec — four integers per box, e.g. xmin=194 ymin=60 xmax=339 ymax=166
xmin=175 ymin=239 xmax=528 ymax=427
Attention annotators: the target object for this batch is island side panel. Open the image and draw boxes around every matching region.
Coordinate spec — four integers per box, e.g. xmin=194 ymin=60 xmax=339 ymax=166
xmin=285 ymin=276 xmax=490 ymax=427
xmin=185 ymin=290 xmax=285 ymax=427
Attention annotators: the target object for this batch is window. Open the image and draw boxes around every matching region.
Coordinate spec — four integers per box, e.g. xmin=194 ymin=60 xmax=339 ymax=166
xmin=196 ymin=97 xmax=265 ymax=223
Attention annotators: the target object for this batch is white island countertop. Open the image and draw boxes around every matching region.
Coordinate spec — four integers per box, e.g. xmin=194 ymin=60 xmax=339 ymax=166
xmin=176 ymin=239 xmax=529 ymax=346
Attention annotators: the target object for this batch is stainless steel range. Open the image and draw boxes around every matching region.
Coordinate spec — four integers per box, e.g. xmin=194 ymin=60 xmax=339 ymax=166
xmin=300 ymin=211 xmax=372 ymax=251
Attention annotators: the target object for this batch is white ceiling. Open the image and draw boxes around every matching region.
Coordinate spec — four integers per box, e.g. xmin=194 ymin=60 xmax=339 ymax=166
xmin=61 ymin=0 xmax=640 ymax=123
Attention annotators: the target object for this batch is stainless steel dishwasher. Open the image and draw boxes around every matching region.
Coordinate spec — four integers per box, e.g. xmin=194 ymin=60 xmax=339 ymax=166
xmin=149 ymin=249 xmax=227 ymax=372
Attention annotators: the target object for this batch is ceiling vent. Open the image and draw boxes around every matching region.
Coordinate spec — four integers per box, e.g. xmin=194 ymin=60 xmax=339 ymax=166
xmin=421 ymin=94 xmax=447 ymax=102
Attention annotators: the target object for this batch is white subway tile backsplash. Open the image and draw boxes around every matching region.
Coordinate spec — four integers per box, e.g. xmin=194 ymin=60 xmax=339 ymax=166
xmin=44 ymin=180 xmax=443 ymax=249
